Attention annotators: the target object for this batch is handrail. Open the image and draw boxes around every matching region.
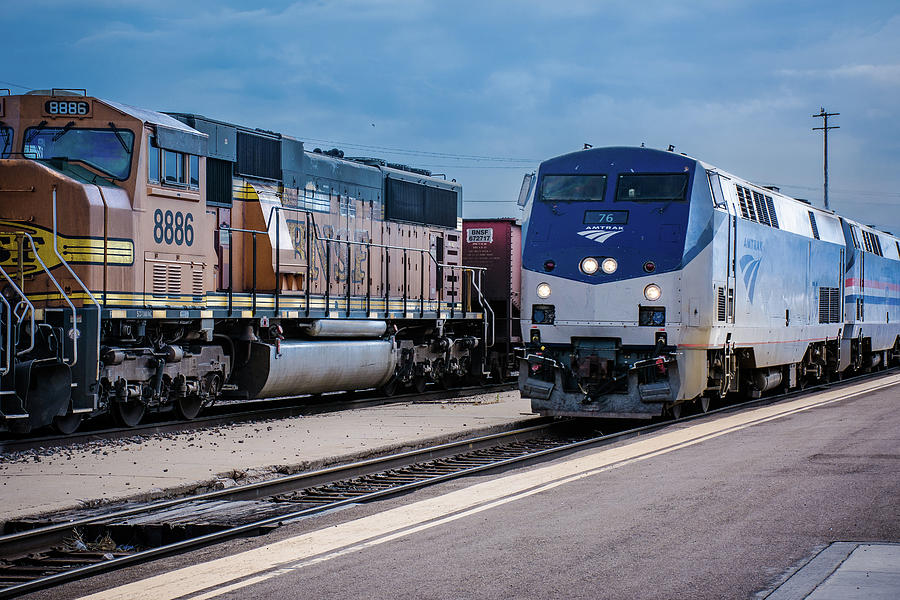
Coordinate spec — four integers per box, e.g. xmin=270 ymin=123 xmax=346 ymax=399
xmin=0 ymin=261 xmax=35 ymax=356
xmin=220 ymin=226 xmax=261 ymax=315
xmin=52 ymin=186 xmax=102 ymax=368
xmin=0 ymin=293 xmax=10 ymax=376
xmin=461 ymin=267 xmax=495 ymax=349
xmin=18 ymin=232 xmax=79 ymax=366
xmin=219 ymin=206 xmax=493 ymax=345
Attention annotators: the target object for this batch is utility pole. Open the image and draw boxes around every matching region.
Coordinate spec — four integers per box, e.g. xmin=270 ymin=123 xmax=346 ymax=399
xmin=812 ymin=107 xmax=839 ymax=210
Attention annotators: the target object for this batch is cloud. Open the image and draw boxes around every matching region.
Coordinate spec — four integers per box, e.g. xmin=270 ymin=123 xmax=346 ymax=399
xmin=778 ymin=64 xmax=900 ymax=85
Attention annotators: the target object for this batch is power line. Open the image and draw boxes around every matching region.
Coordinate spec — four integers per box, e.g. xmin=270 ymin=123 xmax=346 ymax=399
xmin=299 ymin=136 xmax=540 ymax=164
xmin=0 ymin=79 xmax=34 ymax=91
xmin=759 ymin=182 xmax=900 ymax=199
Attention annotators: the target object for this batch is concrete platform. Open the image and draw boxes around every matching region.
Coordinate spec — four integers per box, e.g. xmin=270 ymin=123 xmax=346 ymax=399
xmin=766 ymin=542 xmax=900 ymax=599
xmin=0 ymin=390 xmax=535 ymax=524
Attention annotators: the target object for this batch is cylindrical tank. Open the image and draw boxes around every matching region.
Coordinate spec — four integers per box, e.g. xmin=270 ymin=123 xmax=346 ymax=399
xmin=304 ymin=320 xmax=387 ymax=338
xmin=752 ymin=368 xmax=783 ymax=393
xmin=231 ymin=339 xmax=397 ymax=398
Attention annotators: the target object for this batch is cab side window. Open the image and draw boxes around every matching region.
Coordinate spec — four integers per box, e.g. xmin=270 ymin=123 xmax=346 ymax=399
xmin=148 ymin=137 xmax=199 ymax=190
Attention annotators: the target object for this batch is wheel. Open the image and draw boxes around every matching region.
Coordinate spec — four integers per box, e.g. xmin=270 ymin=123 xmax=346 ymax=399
xmin=113 ymin=400 xmax=145 ymax=427
xmin=412 ymin=376 xmax=427 ymax=394
xmin=52 ymin=411 xmax=82 ymax=435
xmin=698 ymin=395 xmax=711 ymax=414
xmin=174 ymin=395 xmax=203 ymax=420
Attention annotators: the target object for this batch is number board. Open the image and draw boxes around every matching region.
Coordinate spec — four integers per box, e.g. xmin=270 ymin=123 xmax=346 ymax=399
xmin=583 ymin=210 xmax=628 ymax=225
xmin=466 ymin=228 xmax=493 ymax=243
xmin=43 ymin=100 xmax=92 ymax=118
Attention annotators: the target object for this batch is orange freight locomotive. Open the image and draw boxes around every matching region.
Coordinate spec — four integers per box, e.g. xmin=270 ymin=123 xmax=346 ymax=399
xmin=0 ymin=89 xmax=492 ymax=433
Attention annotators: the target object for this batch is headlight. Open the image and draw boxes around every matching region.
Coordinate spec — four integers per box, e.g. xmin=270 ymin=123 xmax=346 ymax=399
xmin=580 ymin=257 xmax=599 ymax=275
xmin=536 ymin=282 xmax=552 ymax=299
xmin=601 ymin=257 xmax=618 ymax=274
xmin=644 ymin=283 xmax=661 ymax=301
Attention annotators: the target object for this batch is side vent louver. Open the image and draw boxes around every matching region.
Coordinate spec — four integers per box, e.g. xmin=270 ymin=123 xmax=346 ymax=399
xmin=192 ymin=268 xmax=204 ymax=296
xmin=152 ymin=264 xmax=168 ymax=296
xmin=152 ymin=263 xmax=185 ymax=296
xmin=717 ymin=287 xmax=726 ymax=322
xmin=167 ymin=265 xmax=182 ymax=295
xmin=818 ymin=287 xmax=840 ymax=323
xmin=808 ymin=211 xmax=820 ymax=239
xmin=765 ymin=195 xmax=779 ymax=228
xmin=735 ymin=185 xmax=779 ymax=230
xmin=752 ymin=191 xmax=770 ymax=226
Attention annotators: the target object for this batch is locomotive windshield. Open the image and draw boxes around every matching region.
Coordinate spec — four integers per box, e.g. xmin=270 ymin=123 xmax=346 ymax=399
xmin=615 ymin=173 xmax=688 ymax=202
xmin=541 ymin=175 xmax=607 ymax=202
xmin=22 ymin=126 xmax=134 ymax=180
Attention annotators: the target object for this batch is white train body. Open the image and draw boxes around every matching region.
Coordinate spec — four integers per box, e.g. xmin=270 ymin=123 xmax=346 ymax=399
xmin=519 ymin=147 xmax=900 ymax=418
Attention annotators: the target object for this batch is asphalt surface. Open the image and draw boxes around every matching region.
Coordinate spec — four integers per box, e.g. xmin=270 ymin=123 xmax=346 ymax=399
xmin=31 ymin=378 xmax=900 ymax=600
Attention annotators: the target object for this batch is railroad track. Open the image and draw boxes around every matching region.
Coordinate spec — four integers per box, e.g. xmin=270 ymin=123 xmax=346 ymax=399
xmin=0 ymin=382 xmax=518 ymax=454
xmin=0 ymin=368 xmax=896 ymax=598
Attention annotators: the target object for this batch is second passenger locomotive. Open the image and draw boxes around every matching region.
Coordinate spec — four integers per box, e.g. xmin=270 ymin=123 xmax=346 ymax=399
xmin=519 ymin=146 xmax=900 ymax=419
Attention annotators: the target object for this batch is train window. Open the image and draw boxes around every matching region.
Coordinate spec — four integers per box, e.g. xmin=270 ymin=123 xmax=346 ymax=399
xmin=153 ymin=148 xmax=200 ymax=190
xmin=163 ymin=150 xmax=184 ymax=185
xmin=148 ymin=138 xmax=160 ymax=182
xmin=616 ymin=173 xmax=688 ymax=202
xmin=541 ymin=175 xmax=607 ymax=202
xmin=23 ymin=126 xmax=134 ymax=180
xmin=0 ymin=126 xmax=11 ymax=158
xmin=189 ymin=155 xmax=199 ymax=188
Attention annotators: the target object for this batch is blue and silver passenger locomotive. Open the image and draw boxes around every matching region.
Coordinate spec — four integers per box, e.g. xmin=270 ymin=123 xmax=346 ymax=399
xmin=519 ymin=146 xmax=900 ymax=418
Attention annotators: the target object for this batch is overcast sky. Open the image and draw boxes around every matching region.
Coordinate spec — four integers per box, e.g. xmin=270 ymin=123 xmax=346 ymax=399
xmin=4 ymin=1 xmax=899 ymax=230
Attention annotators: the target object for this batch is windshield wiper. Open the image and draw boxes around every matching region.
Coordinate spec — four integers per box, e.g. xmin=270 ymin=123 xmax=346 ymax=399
xmin=24 ymin=120 xmax=48 ymax=144
xmin=52 ymin=121 xmax=75 ymax=142
xmin=108 ymin=122 xmax=131 ymax=154
xmin=0 ymin=121 xmax=10 ymax=157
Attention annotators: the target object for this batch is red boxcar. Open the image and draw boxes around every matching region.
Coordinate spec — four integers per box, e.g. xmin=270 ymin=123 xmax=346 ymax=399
xmin=463 ymin=219 xmax=522 ymax=378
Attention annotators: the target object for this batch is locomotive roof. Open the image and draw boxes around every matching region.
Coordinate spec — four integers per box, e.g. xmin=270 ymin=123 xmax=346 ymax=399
xmin=101 ymin=100 xmax=207 ymax=138
xmin=541 ymin=146 xmax=899 ymax=244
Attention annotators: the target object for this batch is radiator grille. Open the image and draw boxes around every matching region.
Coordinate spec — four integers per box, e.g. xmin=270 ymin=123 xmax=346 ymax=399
xmin=818 ymin=287 xmax=840 ymax=323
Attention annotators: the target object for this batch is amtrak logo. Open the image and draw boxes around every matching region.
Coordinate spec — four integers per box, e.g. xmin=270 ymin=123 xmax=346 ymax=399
xmin=578 ymin=229 xmax=622 ymax=244
xmin=739 ymin=254 xmax=762 ymax=302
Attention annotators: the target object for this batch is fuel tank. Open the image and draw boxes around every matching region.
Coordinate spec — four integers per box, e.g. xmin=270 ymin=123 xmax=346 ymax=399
xmin=304 ymin=320 xmax=387 ymax=338
xmin=232 ymin=339 xmax=397 ymax=398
